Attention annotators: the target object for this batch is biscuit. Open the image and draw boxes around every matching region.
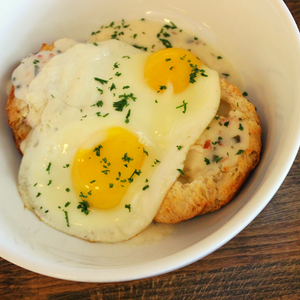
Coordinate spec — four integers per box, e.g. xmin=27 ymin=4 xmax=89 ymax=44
xmin=6 ymin=45 xmax=262 ymax=223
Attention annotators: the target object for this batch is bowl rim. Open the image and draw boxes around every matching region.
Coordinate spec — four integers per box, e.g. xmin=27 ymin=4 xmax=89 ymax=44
xmin=0 ymin=0 xmax=300 ymax=282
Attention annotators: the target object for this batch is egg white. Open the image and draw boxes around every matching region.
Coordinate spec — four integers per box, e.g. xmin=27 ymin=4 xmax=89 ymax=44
xmin=18 ymin=39 xmax=220 ymax=242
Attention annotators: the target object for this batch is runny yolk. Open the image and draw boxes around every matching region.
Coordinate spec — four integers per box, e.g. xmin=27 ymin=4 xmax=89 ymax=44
xmin=72 ymin=127 xmax=145 ymax=209
xmin=144 ymin=48 xmax=201 ymax=94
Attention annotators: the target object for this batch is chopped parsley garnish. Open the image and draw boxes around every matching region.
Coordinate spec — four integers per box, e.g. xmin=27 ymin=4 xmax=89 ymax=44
xmin=143 ymin=148 xmax=149 ymax=156
xmin=65 ymin=188 xmax=70 ymax=192
xmin=34 ymin=183 xmax=38 ymax=187
xmin=133 ymin=44 xmax=148 ymax=51
xmin=204 ymin=157 xmax=210 ymax=165
xmin=177 ymin=169 xmax=185 ymax=175
xmin=77 ymin=200 xmax=90 ymax=215
xmin=113 ymin=99 xmax=128 ymax=111
xmin=222 ymin=73 xmax=230 ymax=77
xmin=122 ymin=153 xmax=133 ymax=163
xmin=79 ymin=191 xmax=88 ymax=199
xmin=164 ymin=21 xmax=177 ymax=29
xmin=125 ymin=204 xmax=131 ymax=212
xmin=47 ymin=180 xmax=52 ymax=186
xmin=236 ymin=149 xmax=245 ymax=155
xmin=158 ymin=85 xmax=167 ymax=92
xmin=109 ymin=183 xmax=114 ymax=188
xmin=94 ymin=77 xmax=108 ymax=85
xmin=65 ymin=201 xmax=71 ymax=207
xmin=94 ymin=100 xmax=103 ymax=107
xmin=177 ymin=145 xmax=183 ymax=150
xmin=93 ymin=144 xmax=103 ymax=156
xmin=125 ymin=109 xmax=131 ymax=124
xmin=113 ymin=62 xmax=120 ymax=69
xmin=90 ymin=180 xmax=96 ymax=184
xmin=115 ymin=72 xmax=122 ymax=77
xmin=142 ymin=185 xmax=149 ymax=191
xmin=36 ymin=192 xmax=41 ymax=198
xmin=128 ymin=169 xmax=141 ymax=183
xmin=109 ymin=83 xmax=116 ymax=91
xmin=176 ymin=100 xmax=188 ymax=114
xmin=159 ymin=39 xmax=172 ymax=48
xmin=63 ymin=164 xmax=70 ymax=168
xmin=96 ymin=87 xmax=103 ymax=94
xmin=243 ymin=91 xmax=248 ymax=97
xmin=215 ymin=156 xmax=223 ymax=163
xmin=113 ymin=93 xmax=136 ymax=111
xmin=46 ymin=162 xmax=51 ymax=174
xmin=93 ymin=42 xmax=98 ymax=46
xmin=238 ymin=123 xmax=244 ymax=131
xmin=224 ymin=121 xmax=230 ymax=127
xmin=217 ymin=56 xmax=223 ymax=59
xmin=63 ymin=210 xmax=70 ymax=227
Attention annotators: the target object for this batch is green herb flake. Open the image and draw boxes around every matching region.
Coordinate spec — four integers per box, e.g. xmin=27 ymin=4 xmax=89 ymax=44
xmin=63 ymin=210 xmax=70 ymax=227
xmin=125 ymin=204 xmax=131 ymax=212
xmin=36 ymin=192 xmax=41 ymax=198
xmin=142 ymin=185 xmax=149 ymax=191
xmin=176 ymin=100 xmax=188 ymax=114
xmin=66 ymin=188 xmax=70 ymax=193
xmin=238 ymin=123 xmax=244 ymax=131
xmin=47 ymin=180 xmax=52 ymax=186
xmin=215 ymin=156 xmax=223 ymax=163
xmin=176 ymin=145 xmax=183 ymax=150
xmin=93 ymin=144 xmax=103 ymax=156
xmin=224 ymin=121 xmax=230 ymax=127
xmin=94 ymin=77 xmax=108 ymax=85
xmin=77 ymin=200 xmax=90 ymax=215
xmin=65 ymin=201 xmax=71 ymax=207
xmin=204 ymin=157 xmax=210 ymax=165
xmin=96 ymin=100 xmax=103 ymax=107
xmin=236 ymin=149 xmax=245 ymax=155
xmin=177 ymin=169 xmax=185 ymax=175
xmin=159 ymin=39 xmax=172 ymax=48
xmin=125 ymin=109 xmax=131 ymax=124
xmin=46 ymin=162 xmax=52 ymax=174
xmin=122 ymin=153 xmax=133 ymax=163
xmin=143 ymin=148 xmax=149 ymax=156
xmin=63 ymin=164 xmax=70 ymax=168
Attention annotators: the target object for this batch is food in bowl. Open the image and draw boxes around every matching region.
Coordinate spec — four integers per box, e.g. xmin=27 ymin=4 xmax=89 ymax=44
xmin=6 ymin=18 xmax=261 ymax=242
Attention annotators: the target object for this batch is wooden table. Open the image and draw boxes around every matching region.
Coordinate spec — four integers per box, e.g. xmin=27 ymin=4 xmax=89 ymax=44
xmin=1 ymin=1 xmax=300 ymax=299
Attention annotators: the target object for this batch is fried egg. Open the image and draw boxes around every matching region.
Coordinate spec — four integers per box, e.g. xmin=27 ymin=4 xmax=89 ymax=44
xmin=18 ymin=39 xmax=220 ymax=242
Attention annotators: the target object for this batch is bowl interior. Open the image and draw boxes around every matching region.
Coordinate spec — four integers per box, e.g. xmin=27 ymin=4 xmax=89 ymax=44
xmin=0 ymin=0 xmax=300 ymax=282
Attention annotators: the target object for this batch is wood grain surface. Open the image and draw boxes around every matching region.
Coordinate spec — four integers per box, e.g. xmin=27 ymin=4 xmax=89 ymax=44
xmin=1 ymin=1 xmax=300 ymax=299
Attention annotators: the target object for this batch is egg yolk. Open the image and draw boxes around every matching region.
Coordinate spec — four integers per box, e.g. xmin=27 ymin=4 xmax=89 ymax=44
xmin=144 ymin=48 xmax=201 ymax=94
xmin=72 ymin=127 xmax=145 ymax=209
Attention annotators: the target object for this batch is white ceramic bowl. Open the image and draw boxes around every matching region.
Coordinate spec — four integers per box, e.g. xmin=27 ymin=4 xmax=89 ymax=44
xmin=0 ymin=0 xmax=300 ymax=282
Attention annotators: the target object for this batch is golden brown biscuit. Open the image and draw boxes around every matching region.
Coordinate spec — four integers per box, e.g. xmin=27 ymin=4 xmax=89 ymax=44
xmin=154 ymin=78 xmax=261 ymax=223
xmin=6 ymin=44 xmax=261 ymax=224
